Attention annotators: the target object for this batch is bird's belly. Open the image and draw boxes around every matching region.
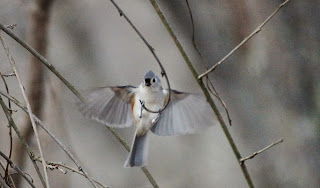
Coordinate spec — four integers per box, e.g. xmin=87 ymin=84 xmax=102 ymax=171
xmin=132 ymin=94 xmax=164 ymax=133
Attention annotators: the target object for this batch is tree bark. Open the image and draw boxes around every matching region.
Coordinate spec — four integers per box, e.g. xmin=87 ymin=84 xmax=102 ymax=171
xmin=13 ymin=0 xmax=54 ymax=187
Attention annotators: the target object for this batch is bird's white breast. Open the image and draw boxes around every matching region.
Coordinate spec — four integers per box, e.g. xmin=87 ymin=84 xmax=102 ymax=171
xmin=133 ymin=85 xmax=165 ymax=131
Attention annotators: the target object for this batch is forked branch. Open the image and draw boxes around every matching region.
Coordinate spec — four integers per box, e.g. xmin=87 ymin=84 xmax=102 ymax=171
xmin=240 ymin=138 xmax=284 ymax=164
xmin=0 ymin=33 xmax=51 ymax=188
xmin=0 ymin=23 xmax=158 ymax=188
xmin=198 ymin=0 xmax=290 ymax=79
xmin=0 ymin=151 xmax=36 ymax=188
xmin=148 ymin=0 xmax=254 ymax=187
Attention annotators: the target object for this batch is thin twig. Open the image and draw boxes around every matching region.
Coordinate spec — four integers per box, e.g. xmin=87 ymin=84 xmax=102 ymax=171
xmin=0 ymin=151 xmax=36 ymax=188
xmin=148 ymin=0 xmax=255 ymax=187
xmin=108 ymin=0 xmax=170 ymax=115
xmin=0 ymin=90 xmax=101 ymax=188
xmin=0 ymin=177 xmax=10 ymax=188
xmin=0 ymin=72 xmax=12 ymax=114
xmin=0 ymin=72 xmax=14 ymax=181
xmin=5 ymin=24 xmax=17 ymax=30
xmin=185 ymin=1 xmax=232 ymax=126
xmin=0 ymin=160 xmax=15 ymax=188
xmin=185 ymin=0 xmax=195 ymax=44
xmin=0 ymin=73 xmax=15 ymax=77
xmin=0 ymin=96 xmax=47 ymax=187
xmin=33 ymin=157 xmax=108 ymax=188
xmin=0 ymin=23 xmax=84 ymax=102
xmin=0 ymin=22 xmax=156 ymax=187
xmin=0 ymin=24 xmax=107 ymax=188
xmin=205 ymin=77 xmax=232 ymax=126
xmin=0 ymin=168 xmax=11 ymax=188
xmin=198 ymin=0 xmax=290 ymax=79
xmin=240 ymin=138 xmax=284 ymax=164
xmin=0 ymin=32 xmax=51 ymax=188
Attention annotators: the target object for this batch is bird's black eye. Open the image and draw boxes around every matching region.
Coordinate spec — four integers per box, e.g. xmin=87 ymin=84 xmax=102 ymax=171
xmin=152 ymin=78 xmax=156 ymax=83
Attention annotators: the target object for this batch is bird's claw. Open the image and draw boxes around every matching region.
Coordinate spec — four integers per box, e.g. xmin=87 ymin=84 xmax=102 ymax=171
xmin=152 ymin=114 xmax=160 ymax=125
xmin=139 ymin=99 xmax=145 ymax=118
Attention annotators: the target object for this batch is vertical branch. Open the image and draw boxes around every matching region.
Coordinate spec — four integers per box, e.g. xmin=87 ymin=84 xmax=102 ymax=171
xmin=0 ymin=151 xmax=36 ymax=188
xmin=0 ymin=23 xmax=122 ymax=187
xmin=0 ymin=95 xmax=46 ymax=188
xmin=0 ymin=73 xmax=14 ymax=182
xmin=15 ymin=1 xmax=54 ymax=185
xmin=0 ymin=90 xmax=100 ymax=188
xmin=185 ymin=1 xmax=232 ymax=126
xmin=0 ymin=34 xmax=50 ymax=188
xmin=148 ymin=0 xmax=255 ymax=187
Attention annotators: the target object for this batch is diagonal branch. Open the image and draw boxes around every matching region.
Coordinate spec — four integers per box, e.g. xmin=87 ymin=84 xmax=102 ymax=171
xmin=198 ymin=0 xmax=290 ymax=79
xmin=240 ymin=138 xmax=284 ymax=164
xmin=0 ymin=151 xmax=36 ymax=188
xmin=148 ymin=0 xmax=254 ymax=187
xmin=185 ymin=0 xmax=232 ymax=126
xmin=0 ymin=96 xmax=46 ymax=187
xmin=0 ymin=72 xmax=14 ymax=181
xmin=108 ymin=0 xmax=170 ymax=116
xmin=33 ymin=157 xmax=108 ymax=188
xmin=0 ymin=90 xmax=101 ymax=188
xmin=0 ymin=160 xmax=14 ymax=188
xmin=0 ymin=22 xmax=157 ymax=188
xmin=0 ymin=32 xmax=51 ymax=188
xmin=0 ymin=23 xmax=84 ymax=102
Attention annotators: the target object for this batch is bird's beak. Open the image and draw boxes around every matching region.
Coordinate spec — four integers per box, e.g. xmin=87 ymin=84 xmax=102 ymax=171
xmin=144 ymin=78 xmax=151 ymax=86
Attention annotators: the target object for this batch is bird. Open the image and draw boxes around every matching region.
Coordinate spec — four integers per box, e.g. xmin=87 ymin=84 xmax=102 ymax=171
xmin=77 ymin=70 xmax=216 ymax=167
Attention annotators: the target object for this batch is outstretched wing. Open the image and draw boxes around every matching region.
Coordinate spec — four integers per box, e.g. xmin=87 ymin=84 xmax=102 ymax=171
xmin=77 ymin=86 xmax=136 ymax=128
xmin=151 ymin=90 xmax=216 ymax=136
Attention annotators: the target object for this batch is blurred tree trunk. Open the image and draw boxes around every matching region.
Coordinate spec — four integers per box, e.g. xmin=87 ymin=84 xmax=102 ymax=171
xmin=13 ymin=0 xmax=54 ymax=187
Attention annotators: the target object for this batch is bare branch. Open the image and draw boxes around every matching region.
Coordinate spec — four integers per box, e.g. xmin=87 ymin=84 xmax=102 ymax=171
xmin=4 ymin=24 xmax=17 ymax=30
xmin=1 ymin=90 xmax=158 ymax=188
xmin=148 ymin=0 xmax=255 ymax=187
xmin=240 ymin=138 xmax=284 ymax=164
xmin=0 ymin=32 xmax=51 ymax=188
xmin=0 ymin=96 xmax=46 ymax=187
xmin=0 ymin=73 xmax=15 ymax=77
xmin=0 ymin=90 xmax=101 ymax=188
xmin=0 ymin=177 xmax=10 ymax=188
xmin=0 ymin=73 xmax=14 ymax=182
xmin=205 ymin=77 xmax=232 ymax=126
xmin=33 ymin=157 xmax=108 ymax=188
xmin=185 ymin=1 xmax=232 ymax=126
xmin=0 ymin=23 xmax=84 ymax=102
xmin=185 ymin=0 xmax=195 ymax=45
xmin=198 ymin=0 xmax=290 ymax=79
xmin=0 ymin=151 xmax=36 ymax=188
xmin=0 ymin=160 xmax=15 ymax=188
xmin=0 ymin=22 xmax=157 ymax=187
xmin=108 ymin=0 xmax=171 ymax=115
xmin=17 ymin=1 xmax=54 ymax=182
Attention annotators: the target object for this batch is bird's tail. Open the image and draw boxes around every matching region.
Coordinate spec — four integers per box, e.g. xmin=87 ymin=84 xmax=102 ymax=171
xmin=124 ymin=130 xmax=149 ymax=167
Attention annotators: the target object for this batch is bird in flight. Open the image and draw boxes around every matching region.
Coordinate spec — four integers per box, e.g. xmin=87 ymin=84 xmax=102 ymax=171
xmin=77 ymin=70 xmax=216 ymax=167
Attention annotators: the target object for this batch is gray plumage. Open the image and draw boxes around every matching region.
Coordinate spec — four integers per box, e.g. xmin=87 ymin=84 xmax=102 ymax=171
xmin=151 ymin=90 xmax=215 ymax=136
xmin=77 ymin=86 xmax=136 ymax=128
xmin=124 ymin=131 xmax=149 ymax=167
xmin=77 ymin=71 xmax=216 ymax=167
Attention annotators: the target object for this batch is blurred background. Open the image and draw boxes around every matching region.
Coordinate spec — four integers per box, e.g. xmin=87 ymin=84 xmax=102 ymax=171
xmin=0 ymin=0 xmax=319 ymax=187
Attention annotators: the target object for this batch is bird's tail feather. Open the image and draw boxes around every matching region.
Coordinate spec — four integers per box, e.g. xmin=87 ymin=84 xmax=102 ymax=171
xmin=124 ymin=131 xmax=149 ymax=167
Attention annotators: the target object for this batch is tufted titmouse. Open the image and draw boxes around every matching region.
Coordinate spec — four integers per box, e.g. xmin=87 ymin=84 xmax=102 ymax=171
xmin=77 ymin=70 xmax=216 ymax=167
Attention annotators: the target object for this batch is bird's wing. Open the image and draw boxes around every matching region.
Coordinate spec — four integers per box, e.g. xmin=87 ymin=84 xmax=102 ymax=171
xmin=151 ymin=89 xmax=216 ymax=136
xmin=77 ymin=86 xmax=136 ymax=128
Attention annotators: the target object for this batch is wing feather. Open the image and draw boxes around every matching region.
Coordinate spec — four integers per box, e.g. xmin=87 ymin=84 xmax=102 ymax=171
xmin=77 ymin=86 xmax=136 ymax=128
xmin=151 ymin=90 xmax=216 ymax=136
